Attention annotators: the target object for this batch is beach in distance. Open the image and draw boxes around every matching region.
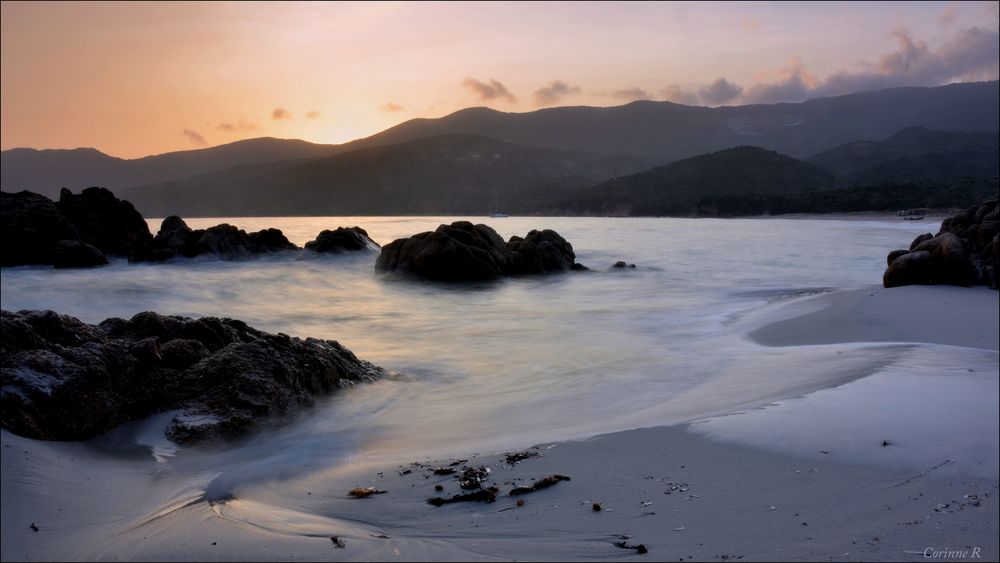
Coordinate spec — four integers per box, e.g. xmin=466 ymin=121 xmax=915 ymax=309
xmin=2 ymin=215 xmax=997 ymax=561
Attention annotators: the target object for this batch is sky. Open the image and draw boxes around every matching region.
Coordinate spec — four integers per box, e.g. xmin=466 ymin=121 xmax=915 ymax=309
xmin=1 ymin=1 xmax=998 ymax=159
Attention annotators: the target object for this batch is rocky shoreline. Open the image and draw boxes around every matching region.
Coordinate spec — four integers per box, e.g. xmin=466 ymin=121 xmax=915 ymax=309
xmin=1 ymin=188 xmax=381 ymax=267
xmin=884 ymin=197 xmax=998 ymax=289
xmin=1 ymin=309 xmax=385 ymax=444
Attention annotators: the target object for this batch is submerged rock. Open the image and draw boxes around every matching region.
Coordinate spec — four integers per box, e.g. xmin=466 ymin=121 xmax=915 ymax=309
xmin=884 ymin=198 xmax=998 ymax=289
xmin=0 ymin=309 xmax=384 ymax=444
xmin=375 ymin=221 xmax=584 ymax=281
xmin=305 ymin=226 xmax=380 ymax=253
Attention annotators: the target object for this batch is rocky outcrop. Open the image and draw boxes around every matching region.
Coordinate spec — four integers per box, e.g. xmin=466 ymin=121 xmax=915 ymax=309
xmin=883 ymin=198 xmax=999 ymax=289
xmin=305 ymin=226 xmax=380 ymax=253
xmin=131 ymin=216 xmax=298 ymax=262
xmin=1 ymin=191 xmax=80 ymax=266
xmin=55 ymin=187 xmax=153 ymax=256
xmin=1 ymin=187 xmax=152 ymax=268
xmin=1 ymin=309 xmax=384 ymax=444
xmin=374 ymin=221 xmax=585 ymax=281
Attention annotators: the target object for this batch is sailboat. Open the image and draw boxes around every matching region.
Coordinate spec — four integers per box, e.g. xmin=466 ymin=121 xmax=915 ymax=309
xmin=489 ymin=192 xmax=509 ymax=218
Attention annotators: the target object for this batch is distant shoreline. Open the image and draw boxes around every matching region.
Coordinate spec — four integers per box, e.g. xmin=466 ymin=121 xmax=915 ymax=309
xmin=144 ymin=211 xmax=951 ymax=221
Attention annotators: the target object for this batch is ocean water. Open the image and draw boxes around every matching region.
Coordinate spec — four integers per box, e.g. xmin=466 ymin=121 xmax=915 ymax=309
xmin=0 ymin=215 xmax=971 ymax=489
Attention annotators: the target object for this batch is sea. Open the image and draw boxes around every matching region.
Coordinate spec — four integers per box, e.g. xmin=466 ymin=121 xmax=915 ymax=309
xmin=2 ymin=215 xmax=992 ymax=492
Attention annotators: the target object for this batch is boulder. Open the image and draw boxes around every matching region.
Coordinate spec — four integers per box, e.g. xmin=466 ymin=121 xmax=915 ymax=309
xmin=883 ymin=198 xmax=999 ymax=289
xmin=0 ymin=191 xmax=79 ymax=266
xmin=305 ymin=226 xmax=380 ymax=253
xmin=55 ymin=187 xmax=153 ymax=256
xmin=50 ymin=240 xmax=108 ymax=269
xmin=1 ymin=309 xmax=383 ymax=444
xmin=375 ymin=221 xmax=584 ymax=281
xmin=132 ymin=216 xmax=298 ymax=261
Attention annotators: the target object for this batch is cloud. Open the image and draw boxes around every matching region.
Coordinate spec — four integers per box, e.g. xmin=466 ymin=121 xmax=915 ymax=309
xmin=808 ymin=25 xmax=999 ymax=99
xmin=216 ymin=119 xmax=256 ymax=132
xmin=610 ymin=87 xmax=650 ymax=101
xmin=272 ymin=107 xmax=293 ymax=120
xmin=305 ymin=110 xmax=322 ymax=119
xmin=381 ymin=102 xmax=405 ymax=112
xmin=661 ymin=84 xmax=699 ymax=105
xmin=742 ymin=57 xmax=815 ymax=104
xmin=697 ymin=78 xmax=744 ymax=105
xmin=666 ymin=25 xmax=998 ymax=107
xmin=181 ymin=128 xmax=206 ymax=146
xmin=461 ymin=77 xmax=517 ymax=103
xmin=533 ymin=80 xmax=582 ymax=106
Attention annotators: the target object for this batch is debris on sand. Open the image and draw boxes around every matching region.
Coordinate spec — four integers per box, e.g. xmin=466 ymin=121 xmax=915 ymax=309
xmin=30 ymin=522 xmax=39 ymax=532
xmin=592 ymin=502 xmax=603 ymax=512
xmin=505 ymin=450 xmax=541 ymax=465
xmin=458 ymin=466 xmax=491 ymax=490
xmin=427 ymin=487 xmax=499 ymax=506
xmin=433 ymin=467 xmax=457 ymax=475
xmin=348 ymin=487 xmax=387 ymax=498
xmin=614 ymin=541 xmax=648 ymax=554
xmin=509 ymin=474 xmax=571 ymax=496
xmin=330 ymin=536 xmax=346 ymax=548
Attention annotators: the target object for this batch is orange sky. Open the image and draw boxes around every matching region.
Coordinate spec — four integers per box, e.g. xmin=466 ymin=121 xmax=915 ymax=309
xmin=2 ymin=1 xmax=997 ymax=158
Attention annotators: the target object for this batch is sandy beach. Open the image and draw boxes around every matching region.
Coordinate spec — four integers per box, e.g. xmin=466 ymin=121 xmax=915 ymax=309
xmin=2 ymin=285 xmax=998 ymax=561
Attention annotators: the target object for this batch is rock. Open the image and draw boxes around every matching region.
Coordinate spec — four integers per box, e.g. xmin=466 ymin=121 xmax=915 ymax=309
xmin=305 ymin=227 xmax=380 ymax=253
xmin=611 ymin=261 xmax=637 ymax=269
xmin=0 ymin=191 xmax=79 ymax=266
xmin=375 ymin=221 xmax=584 ymax=281
xmin=1 ymin=309 xmax=383 ymax=444
xmin=1 ymin=188 xmax=150 ymax=267
xmin=133 ymin=216 xmax=299 ymax=262
xmin=886 ymin=249 xmax=908 ymax=267
xmin=55 ymin=187 xmax=152 ymax=256
xmin=50 ymin=240 xmax=108 ymax=269
xmin=883 ymin=198 xmax=999 ymax=289
xmin=908 ymin=233 xmax=934 ymax=251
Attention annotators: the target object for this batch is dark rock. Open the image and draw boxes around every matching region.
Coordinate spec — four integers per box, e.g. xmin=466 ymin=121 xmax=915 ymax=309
xmin=0 ymin=191 xmax=78 ymax=266
xmin=886 ymin=249 xmax=908 ymax=266
xmin=611 ymin=261 xmax=637 ymax=269
xmin=305 ymin=227 xmax=379 ymax=253
xmin=375 ymin=221 xmax=584 ymax=281
xmin=56 ymin=187 xmax=153 ymax=256
xmin=248 ymin=228 xmax=298 ymax=252
xmin=2 ymin=188 xmax=150 ymax=267
xmin=133 ymin=217 xmax=299 ymax=262
xmin=50 ymin=240 xmax=108 ymax=269
xmin=883 ymin=198 xmax=999 ymax=289
xmin=908 ymin=233 xmax=934 ymax=251
xmin=1 ymin=309 xmax=383 ymax=444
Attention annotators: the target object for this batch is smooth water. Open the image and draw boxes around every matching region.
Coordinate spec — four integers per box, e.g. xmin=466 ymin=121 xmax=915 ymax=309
xmin=0 ymin=216 xmax=953 ymax=483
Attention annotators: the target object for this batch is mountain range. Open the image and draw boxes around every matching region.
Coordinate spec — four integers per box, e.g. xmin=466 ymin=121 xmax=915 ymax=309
xmin=1 ymin=81 xmax=998 ymax=216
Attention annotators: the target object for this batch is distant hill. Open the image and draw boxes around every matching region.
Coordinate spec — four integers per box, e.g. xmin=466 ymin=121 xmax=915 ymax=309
xmin=117 ymin=134 xmax=658 ymax=217
xmin=3 ymin=81 xmax=997 ymax=202
xmin=807 ymin=127 xmax=999 ymax=184
xmin=1 ymin=138 xmax=341 ymax=199
xmin=345 ymin=81 xmax=999 ymax=161
xmin=554 ymin=146 xmax=836 ymax=216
